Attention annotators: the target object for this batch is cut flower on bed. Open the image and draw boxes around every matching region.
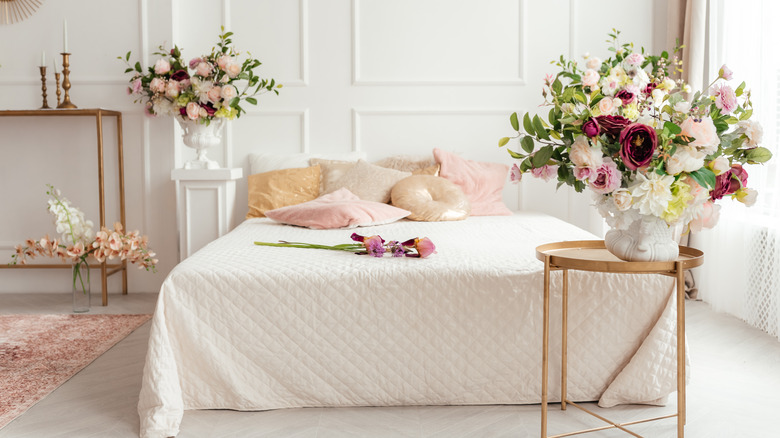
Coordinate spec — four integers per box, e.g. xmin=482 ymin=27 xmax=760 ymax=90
xmin=254 ymin=233 xmax=436 ymax=258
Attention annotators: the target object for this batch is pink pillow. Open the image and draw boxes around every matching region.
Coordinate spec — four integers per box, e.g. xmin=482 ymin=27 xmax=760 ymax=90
xmin=433 ymin=148 xmax=512 ymax=216
xmin=265 ymin=188 xmax=411 ymax=229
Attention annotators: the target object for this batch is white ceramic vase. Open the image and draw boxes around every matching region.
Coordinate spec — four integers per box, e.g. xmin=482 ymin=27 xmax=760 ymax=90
xmin=177 ymin=117 xmax=225 ymax=170
xmin=604 ymin=215 xmax=679 ymax=262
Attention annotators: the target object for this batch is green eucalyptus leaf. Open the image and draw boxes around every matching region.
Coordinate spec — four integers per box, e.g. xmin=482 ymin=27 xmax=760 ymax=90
xmin=532 ymin=115 xmax=550 ymax=140
xmin=663 ymin=121 xmax=682 ymax=135
xmin=521 ymin=136 xmax=535 ymax=153
xmin=532 ymin=145 xmax=554 ymax=168
xmin=746 ymin=147 xmax=773 ymax=164
xmin=499 ymin=137 xmax=511 ymax=147
xmin=246 ymin=97 xmax=258 ymax=105
xmin=735 ymin=81 xmax=746 ymax=97
xmin=523 ymin=112 xmax=534 ymax=134
xmin=740 ymin=109 xmax=753 ymax=120
xmin=507 ymin=149 xmax=524 ymax=159
xmin=510 ymin=112 xmax=519 ymax=131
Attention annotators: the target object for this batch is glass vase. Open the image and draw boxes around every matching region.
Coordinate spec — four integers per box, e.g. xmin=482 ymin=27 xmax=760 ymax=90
xmin=72 ymin=259 xmax=91 ymax=313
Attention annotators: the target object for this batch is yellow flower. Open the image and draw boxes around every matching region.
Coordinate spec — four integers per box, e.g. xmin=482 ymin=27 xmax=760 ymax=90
xmin=621 ymin=104 xmax=639 ymax=120
xmin=662 ymin=179 xmax=694 ymax=223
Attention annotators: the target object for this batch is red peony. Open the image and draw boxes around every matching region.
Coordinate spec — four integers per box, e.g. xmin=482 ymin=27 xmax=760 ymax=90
xmin=618 ymin=123 xmax=658 ymax=170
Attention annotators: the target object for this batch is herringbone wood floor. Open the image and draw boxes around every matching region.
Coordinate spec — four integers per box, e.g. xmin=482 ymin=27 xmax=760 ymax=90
xmin=1 ymin=293 xmax=778 ymax=437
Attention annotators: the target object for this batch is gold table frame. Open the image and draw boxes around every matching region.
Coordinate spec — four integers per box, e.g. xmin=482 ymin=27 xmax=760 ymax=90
xmin=0 ymin=108 xmax=127 ymax=306
xmin=535 ymin=240 xmax=704 ymax=438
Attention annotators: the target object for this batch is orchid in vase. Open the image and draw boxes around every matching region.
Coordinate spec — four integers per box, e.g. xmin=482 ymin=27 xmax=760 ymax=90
xmin=499 ymin=30 xmax=772 ymax=261
xmin=10 ymin=185 xmax=157 ymax=311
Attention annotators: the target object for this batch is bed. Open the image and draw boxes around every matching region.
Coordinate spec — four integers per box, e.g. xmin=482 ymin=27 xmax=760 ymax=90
xmin=138 ymin=212 xmax=682 ymax=438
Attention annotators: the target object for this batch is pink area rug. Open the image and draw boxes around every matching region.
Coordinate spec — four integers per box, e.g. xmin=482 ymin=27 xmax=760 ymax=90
xmin=0 ymin=313 xmax=151 ymax=429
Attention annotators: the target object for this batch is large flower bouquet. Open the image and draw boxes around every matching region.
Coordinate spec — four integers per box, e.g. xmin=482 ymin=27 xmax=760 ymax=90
xmin=10 ymin=185 xmax=157 ymax=295
xmin=499 ymin=31 xmax=772 ymax=232
xmin=120 ymin=27 xmax=281 ymax=123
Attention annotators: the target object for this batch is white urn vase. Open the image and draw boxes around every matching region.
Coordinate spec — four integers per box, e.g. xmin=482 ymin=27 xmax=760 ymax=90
xmin=177 ymin=117 xmax=225 ymax=170
xmin=604 ymin=215 xmax=679 ymax=262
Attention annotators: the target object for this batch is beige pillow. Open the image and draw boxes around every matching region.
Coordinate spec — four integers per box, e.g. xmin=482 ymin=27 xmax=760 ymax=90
xmin=246 ymin=165 xmax=321 ymax=218
xmin=329 ymin=160 xmax=411 ymax=203
xmin=373 ymin=155 xmax=436 ymax=173
xmin=309 ymin=158 xmax=359 ymax=193
xmin=390 ymin=175 xmax=471 ymax=221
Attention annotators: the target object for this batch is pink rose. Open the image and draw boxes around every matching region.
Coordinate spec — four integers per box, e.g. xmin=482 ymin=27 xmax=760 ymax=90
xmin=624 ymin=52 xmax=645 ymax=66
xmin=217 ymin=55 xmax=233 ymax=70
xmin=220 ymin=84 xmax=238 ymax=101
xmin=589 ymin=159 xmax=621 ymax=194
xmin=509 ymin=163 xmax=522 ymax=183
xmin=585 ymin=57 xmax=601 ymax=70
xmin=195 ymin=62 xmax=213 ymax=77
xmin=130 ymin=78 xmax=143 ymax=95
xmin=689 ymin=202 xmax=720 ymax=232
xmin=719 ymin=64 xmax=733 ymax=80
xmin=189 ymin=58 xmax=202 ymax=69
xmin=186 ymin=102 xmax=200 ymax=120
xmin=582 ymin=69 xmax=600 ymax=87
xmin=530 ymin=165 xmax=559 ymax=182
xmin=226 ymin=62 xmax=242 ymax=78
xmin=165 ymin=81 xmax=180 ymax=98
xmin=149 ymin=77 xmax=166 ymax=93
xmin=154 ymin=58 xmax=171 ymax=75
xmin=574 ymin=166 xmax=593 ymax=181
xmin=679 ymin=117 xmax=719 ymax=153
xmin=207 ymin=86 xmax=222 ymax=103
xmin=598 ymin=97 xmax=615 ymax=115
xmin=569 ymin=136 xmax=603 ymax=168
xmin=714 ymin=84 xmax=737 ymax=114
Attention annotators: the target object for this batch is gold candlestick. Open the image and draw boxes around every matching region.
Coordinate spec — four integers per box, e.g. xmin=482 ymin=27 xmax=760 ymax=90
xmin=57 ymin=53 xmax=77 ymax=109
xmin=39 ymin=66 xmax=50 ymax=109
xmin=54 ymin=72 xmax=62 ymax=106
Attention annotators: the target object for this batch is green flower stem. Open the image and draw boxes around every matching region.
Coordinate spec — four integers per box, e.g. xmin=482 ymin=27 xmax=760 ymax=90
xmin=72 ymin=258 xmax=89 ymax=294
xmin=254 ymin=241 xmax=364 ymax=252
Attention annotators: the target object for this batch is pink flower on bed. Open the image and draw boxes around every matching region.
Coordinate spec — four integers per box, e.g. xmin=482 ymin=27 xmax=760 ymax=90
xmin=402 ymin=237 xmax=436 ymax=258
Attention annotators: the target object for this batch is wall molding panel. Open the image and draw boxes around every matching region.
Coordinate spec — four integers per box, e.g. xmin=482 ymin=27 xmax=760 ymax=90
xmin=352 ymin=0 xmax=526 ymax=86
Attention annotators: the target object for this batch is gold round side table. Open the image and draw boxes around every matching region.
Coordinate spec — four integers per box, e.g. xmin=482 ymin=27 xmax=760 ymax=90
xmin=536 ymin=240 xmax=704 ymax=438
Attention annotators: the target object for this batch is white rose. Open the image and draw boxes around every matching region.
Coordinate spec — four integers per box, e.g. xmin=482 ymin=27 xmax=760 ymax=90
xmin=666 ymin=146 xmax=704 ymax=175
xmin=737 ymin=188 xmax=758 ymax=207
xmin=679 ymin=117 xmax=719 ymax=154
xmin=598 ymin=97 xmax=615 ymax=115
xmin=708 ymin=156 xmax=730 ymax=175
xmin=195 ymin=62 xmax=212 ymax=77
xmin=737 ymin=120 xmax=763 ymax=147
xmin=586 ymin=57 xmax=601 ymax=70
xmin=673 ymin=101 xmax=691 ymax=114
xmin=221 ymin=84 xmax=238 ymax=101
xmin=207 ymin=86 xmax=222 ymax=103
xmin=662 ymin=78 xmax=676 ymax=91
xmin=632 ymin=68 xmax=650 ymax=87
xmin=149 ymin=77 xmax=166 ymax=93
xmin=154 ymin=58 xmax=171 ymax=75
xmin=651 ymin=88 xmax=666 ymax=106
xmin=612 ymin=189 xmax=632 ymax=211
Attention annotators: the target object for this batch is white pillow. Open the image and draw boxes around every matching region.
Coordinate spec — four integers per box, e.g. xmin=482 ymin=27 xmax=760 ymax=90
xmin=248 ymin=151 xmax=366 ymax=175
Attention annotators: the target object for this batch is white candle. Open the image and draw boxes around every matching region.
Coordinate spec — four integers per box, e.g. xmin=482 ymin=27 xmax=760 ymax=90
xmin=63 ymin=19 xmax=68 ymax=53
xmin=40 ymin=50 xmax=46 ymax=67
xmin=52 ymin=58 xmax=58 ymax=73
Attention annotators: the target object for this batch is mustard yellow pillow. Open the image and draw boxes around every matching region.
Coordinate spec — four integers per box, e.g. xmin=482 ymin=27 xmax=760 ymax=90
xmin=246 ymin=165 xmax=321 ymax=219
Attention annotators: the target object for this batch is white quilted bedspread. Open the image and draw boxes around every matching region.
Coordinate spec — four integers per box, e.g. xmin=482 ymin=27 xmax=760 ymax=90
xmin=138 ymin=213 xmax=684 ymax=438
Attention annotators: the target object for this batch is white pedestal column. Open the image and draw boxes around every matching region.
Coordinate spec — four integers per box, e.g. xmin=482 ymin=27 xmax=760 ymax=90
xmin=171 ymin=168 xmax=243 ymax=261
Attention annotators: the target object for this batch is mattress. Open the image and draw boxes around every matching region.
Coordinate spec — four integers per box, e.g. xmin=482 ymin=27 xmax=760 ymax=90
xmin=138 ymin=212 xmax=683 ymax=438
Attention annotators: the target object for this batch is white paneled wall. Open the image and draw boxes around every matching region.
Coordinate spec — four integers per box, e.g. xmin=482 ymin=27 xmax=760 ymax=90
xmin=0 ymin=0 xmax=667 ymax=294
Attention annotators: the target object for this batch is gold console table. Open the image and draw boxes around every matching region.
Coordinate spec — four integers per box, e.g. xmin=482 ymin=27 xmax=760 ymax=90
xmin=536 ymin=240 xmax=704 ymax=438
xmin=0 ymin=108 xmax=127 ymax=306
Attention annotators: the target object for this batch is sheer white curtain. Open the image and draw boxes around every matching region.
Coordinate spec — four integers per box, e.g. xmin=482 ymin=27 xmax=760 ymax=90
xmin=691 ymin=0 xmax=780 ymax=340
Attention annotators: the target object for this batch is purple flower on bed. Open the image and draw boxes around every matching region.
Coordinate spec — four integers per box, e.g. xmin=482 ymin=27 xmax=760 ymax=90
xmin=363 ymin=236 xmax=386 ymax=257
xmin=387 ymin=241 xmax=406 ymax=257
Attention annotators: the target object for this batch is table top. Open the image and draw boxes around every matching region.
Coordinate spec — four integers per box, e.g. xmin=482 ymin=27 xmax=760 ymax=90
xmin=0 ymin=108 xmax=121 ymax=117
xmin=535 ymin=240 xmax=704 ymax=274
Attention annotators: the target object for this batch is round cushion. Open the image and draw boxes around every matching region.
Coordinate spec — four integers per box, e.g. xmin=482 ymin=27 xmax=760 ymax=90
xmin=390 ymin=175 xmax=471 ymax=221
